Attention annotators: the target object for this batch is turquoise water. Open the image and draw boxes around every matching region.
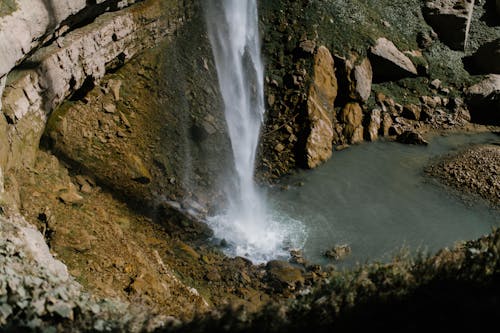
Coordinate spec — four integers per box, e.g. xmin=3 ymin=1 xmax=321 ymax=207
xmin=268 ymin=133 xmax=500 ymax=267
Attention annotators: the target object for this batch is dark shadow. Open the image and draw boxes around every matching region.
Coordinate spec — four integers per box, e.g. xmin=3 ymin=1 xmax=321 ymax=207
xmin=480 ymin=0 xmax=500 ymax=27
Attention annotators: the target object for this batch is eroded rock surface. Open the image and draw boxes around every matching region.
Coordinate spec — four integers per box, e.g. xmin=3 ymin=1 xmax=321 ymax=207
xmin=305 ymin=46 xmax=338 ymax=168
xmin=423 ymin=0 xmax=475 ymax=50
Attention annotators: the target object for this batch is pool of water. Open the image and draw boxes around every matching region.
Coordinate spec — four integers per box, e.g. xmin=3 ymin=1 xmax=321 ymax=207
xmin=268 ymin=133 xmax=500 ymax=267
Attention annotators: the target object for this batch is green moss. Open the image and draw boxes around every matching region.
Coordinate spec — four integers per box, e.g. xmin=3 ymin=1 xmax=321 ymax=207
xmin=0 ymin=0 xmax=17 ymax=17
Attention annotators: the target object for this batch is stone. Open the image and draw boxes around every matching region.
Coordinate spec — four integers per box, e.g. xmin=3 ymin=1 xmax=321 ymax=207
xmin=367 ymin=108 xmax=382 ymax=141
xmin=305 ymin=46 xmax=337 ymax=168
xmin=336 ymin=54 xmax=372 ymax=102
xmin=59 ymin=191 xmax=84 ymax=205
xmin=430 ymin=79 xmax=442 ymax=90
xmin=396 ymin=130 xmax=429 ymax=145
xmin=381 ymin=112 xmax=393 ymax=137
xmin=108 ymin=79 xmax=122 ymax=101
xmin=465 ymin=74 xmax=500 ymax=125
xmin=369 ymin=37 xmax=418 ymax=82
xmin=402 ymin=104 xmax=421 ymax=120
xmin=266 ymin=260 xmax=304 ymax=291
xmin=324 ymin=244 xmax=351 ymax=261
xmin=421 ymin=95 xmax=439 ymax=108
xmin=423 ymin=0 xmax=475 ymax=50
xmin=103 ymin=103 xmax=116 ymax=114
xmin=340 ymin=102 xmax=364 ymax=144
xmin=352 ymin=58 xmax=373 ymax=102
xmin=465 ymin=38 xmax=500 ymax=74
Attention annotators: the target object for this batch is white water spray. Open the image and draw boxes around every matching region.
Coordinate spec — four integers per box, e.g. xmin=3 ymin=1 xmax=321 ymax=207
xmin=205 ymin=0 xmax=306 ymax=263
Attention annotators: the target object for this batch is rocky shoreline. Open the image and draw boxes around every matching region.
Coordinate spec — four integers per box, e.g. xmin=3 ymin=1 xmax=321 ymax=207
xmin=426 ymin=138 xmax=500 ymax=207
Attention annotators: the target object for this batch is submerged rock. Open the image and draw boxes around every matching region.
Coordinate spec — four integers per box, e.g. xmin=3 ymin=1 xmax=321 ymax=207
xmin=324 ymin=244 xmax=352 ymax=261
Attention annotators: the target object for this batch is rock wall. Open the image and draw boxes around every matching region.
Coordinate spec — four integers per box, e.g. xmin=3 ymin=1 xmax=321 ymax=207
xmin=0 ymin=0 xmax=197 ymax=210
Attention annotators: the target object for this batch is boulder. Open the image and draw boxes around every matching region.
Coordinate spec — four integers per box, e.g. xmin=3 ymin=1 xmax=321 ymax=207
xmin=336 ymin=54 xmax=373 ymax=102
xmin=324 ymin=244 xmax=352 ymax=261
xmin=305 ymin=46 xmax=338 ymax=169
xmin=366 ymin=108 xmax=382 ymax=141
xmin=369 ymin=38 xmax=418 ymax=82
xmin=423 ymin=0 xmax=475 ymax=50
xmin=340 ymin=102 xmax=364 ymax=144
xmin=396 ymin=130 xmax=429 ymax=145
xmin=466 ymin=74 xmax=500 ymax=125
xmin=465 ymin=38 xmax=500 ymax=74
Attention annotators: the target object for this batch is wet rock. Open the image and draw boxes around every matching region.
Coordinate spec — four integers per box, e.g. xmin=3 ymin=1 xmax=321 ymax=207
xmin=396 ymin=130 xmax=429 ymax=145
xmin=465 ymin=38 xmax=500 ymax=74
xmin=367 ymin=108 xmax=382 ymax=141
xmin=266 ymin=260 xmax=305 ymax=291
xmin=305 ymin=46 xmax=337 ymax=168
xmin=340 ymin=102 xmax=364 ymax=144
xmin=402 ymin=104 xmax=421 ymax=121
xmin=290 ymin=249 xmax=307 ymax=266
xmin=423 ymin=0 xmax=474 ymax=50
xmin=466 ymin=74 xmax=500 ymax=125
xmin=324 ymin=244 xmax=351 ymax=261
xmin=369 ymin=37 xmax=418 ymax=82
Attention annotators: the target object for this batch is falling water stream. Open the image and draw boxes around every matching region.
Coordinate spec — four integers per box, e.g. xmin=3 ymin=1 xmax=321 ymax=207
xmin=205 ymin=0 xmax=306 ymax=263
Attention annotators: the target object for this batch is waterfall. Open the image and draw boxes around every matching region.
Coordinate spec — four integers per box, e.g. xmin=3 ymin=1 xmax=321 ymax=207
xmin=205 ymin=0 xmax=305 ymax=263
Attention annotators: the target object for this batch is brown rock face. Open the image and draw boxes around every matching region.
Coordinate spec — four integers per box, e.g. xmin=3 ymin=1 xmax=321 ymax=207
xmin=423 ymin=0 xmax=475 ymax=50
xmin=340 ymin=102 xmax=364 ymax=144
xmin=305 ymin=46 xmax=338 ymax=169
xmin=369 ymin=38 xmax=418 ymax=82
xmin=367 ymin=108 xmax=382 ymax=142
